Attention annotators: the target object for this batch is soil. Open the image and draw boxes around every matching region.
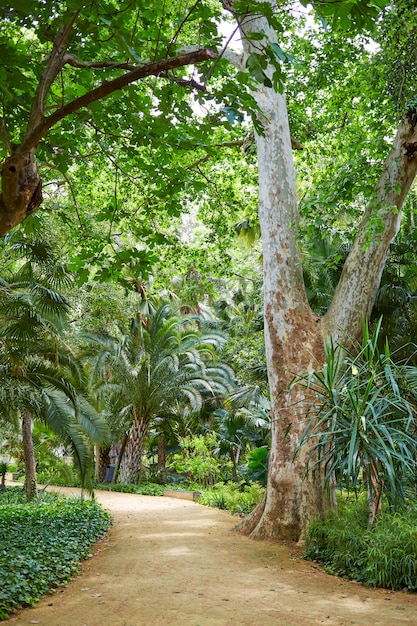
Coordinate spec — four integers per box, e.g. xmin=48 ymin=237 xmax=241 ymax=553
xmin=4 ymin=485 xmax=417 ymax=626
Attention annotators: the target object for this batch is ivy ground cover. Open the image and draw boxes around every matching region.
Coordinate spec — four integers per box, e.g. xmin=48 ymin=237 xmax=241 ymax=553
xmin=0 ymin=487 xmax=111 ymax=619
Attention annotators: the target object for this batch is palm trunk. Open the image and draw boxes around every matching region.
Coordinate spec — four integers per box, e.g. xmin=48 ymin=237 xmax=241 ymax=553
xmin=157 ymin=435 xmax=167 ymax=482
xmin=119 ymin=412 xmax=148 ymax=484
xmin=22 ymin=410 xmax=38 ymax=501
xmin=112 ymin=433 xmax=128 ymax=486
xmin=367 ymin=459 xmax=383 ymax=525
xmin=96 ymin=445 xmax=111 ymax=483
xmin=230 ymin=447 xmax=240 ymax=482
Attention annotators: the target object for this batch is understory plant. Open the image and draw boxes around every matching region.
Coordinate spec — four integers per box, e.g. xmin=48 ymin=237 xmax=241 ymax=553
xmin=0 ymin=487 xmax=111 ymax=619
xmin=169 ymin=433 xmax=232 ymax=487
xmin=198 ymin=481 xmax=265 ymax=516
xmin=305 ymin=497 xmax=417 ymax=590
xmin=292 ymin=319 xmax=417 ymax=523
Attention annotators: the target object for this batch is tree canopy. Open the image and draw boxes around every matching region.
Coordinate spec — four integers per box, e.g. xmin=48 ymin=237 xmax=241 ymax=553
xmin=3 ymin=0 xmax=417 ymax=541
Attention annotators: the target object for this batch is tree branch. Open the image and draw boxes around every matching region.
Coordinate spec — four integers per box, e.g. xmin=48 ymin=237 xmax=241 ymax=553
xmin=323 ymin=110 xmax=417 ymax=345
xmin=27 ymin=11 xmax=81 ymax=130
xmin=17 ymin=48 xmax=218 ymax=157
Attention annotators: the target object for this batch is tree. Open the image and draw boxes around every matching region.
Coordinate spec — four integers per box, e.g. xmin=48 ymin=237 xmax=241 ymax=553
xmin=2 ymin=0 xmax=417 ymax=540
xmin=85 ymin=302 xmax=233 ymax=484
xmin=0 ymin=234 xmax=107 ymax=498
xmin=213 ymin=389 xmax=269 ymax=482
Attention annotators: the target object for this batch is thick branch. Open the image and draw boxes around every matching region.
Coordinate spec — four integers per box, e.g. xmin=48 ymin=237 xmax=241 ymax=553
xmin=16 ymin=49 xmax=217 ymax=157
xmin=27 ymin=12 xmax=80 ymax=130
xmin=323 ymin=110 xmax=417 ymax=345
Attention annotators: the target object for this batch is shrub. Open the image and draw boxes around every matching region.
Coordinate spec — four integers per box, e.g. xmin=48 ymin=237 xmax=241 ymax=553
xmin=0 ymin=487 xmax=111 ymax=619
xmin=198 ymin=481 xmax=265 ymax=515
xmin=95 ymin=482 xmax=165 ymax=496
xmin=304 ymin=498 xmax=417 ymax=590
xmin=169 ymin=434 xmax=231 ymax=487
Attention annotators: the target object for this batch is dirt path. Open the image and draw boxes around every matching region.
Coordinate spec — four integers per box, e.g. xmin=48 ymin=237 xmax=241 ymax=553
xmin=4 ymin=486 xmax=417 ymax=626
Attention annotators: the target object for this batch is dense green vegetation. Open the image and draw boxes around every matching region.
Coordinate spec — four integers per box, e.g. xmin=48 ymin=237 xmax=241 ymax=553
xmin=2 ymin=0 xmax=417 ymax=598
xmin=305 ymin=497 xmax=417 ymax=590
xmin=0 ymin=487 xmax=111 ymax=620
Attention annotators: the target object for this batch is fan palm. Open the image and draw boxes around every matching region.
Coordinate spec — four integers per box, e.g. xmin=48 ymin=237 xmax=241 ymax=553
xmin=85 ymin=302 xmax=234 ymax=484
xmin=213 ymin=386 xmax=270 ymax=481
xmin=0 ymin=234 xmax=107 ymax=499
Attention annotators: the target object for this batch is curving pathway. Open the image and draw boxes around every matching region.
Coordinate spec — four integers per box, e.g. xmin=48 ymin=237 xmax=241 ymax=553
xmin=4 ymin=486 xmax=417 ymax=626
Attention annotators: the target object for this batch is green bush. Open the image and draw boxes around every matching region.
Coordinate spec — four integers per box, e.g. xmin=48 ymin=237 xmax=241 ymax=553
xmin=198 ymin=481 xmax=265 ymax=515
xmin=0 ymin=487 xmax=111 ymax=619
xmin=95 ymin=482 xmax=165 ymax=496
xmin=169 ymin=434 xmax=232 ymax=487
xmin=36 ymin=467 xmax=82 ymax=487
xmin=305 ymin=499 xmax=417 ymax=590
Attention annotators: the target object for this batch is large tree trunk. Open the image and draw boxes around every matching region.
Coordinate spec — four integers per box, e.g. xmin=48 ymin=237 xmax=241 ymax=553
xmin=231 ymin=1 xmax=417 ymax=543
xmin=119 ymin=411 xmax=148 ymax=484
xmin=0 ymin=149 xmax=43 ymax=235
xmin=22 ymin=410 xmax=38 ymax=501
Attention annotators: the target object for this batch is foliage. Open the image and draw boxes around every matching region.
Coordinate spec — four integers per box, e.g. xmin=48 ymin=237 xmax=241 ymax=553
xmin=85 ymin=301 xmax=234 ymax=483
xmin=0 ymin=487 xmax=111 ymax=619
xmin=94 ymin=482 xmax=165 ymax=496
xmin=292 ymin=319 xmax=417 ymax=519
xmin=244 ymin=446 xmax=269 ymax=486
xmin=0 ymin=234 xmax=108 ymax=493
xmin=305 ymin=497 xmax=417 ymax=590
xmin=198 ymin=480 xmax=265 ymax=516
xmin=169 ymin=433 xmax=231 ymax=487
xmin=35 ymin=466 xmax=82 ymax=488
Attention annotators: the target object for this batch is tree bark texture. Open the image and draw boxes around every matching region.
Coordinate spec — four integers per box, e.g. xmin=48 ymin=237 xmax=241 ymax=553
xmin=157 ymin=435 xmax=167 ymax=481
xmin=96 ymin=445 xmax=111 ymax=483
xmin=323 ymin=110 xmax=417 ymax=345
xmin=230 ymin=1 xmax=417 ymax=542
xmin=0 ymin=150 xmax=43 ymax=236
xmin=119 ymin=411 xmax=149 ymax=484
xmin=22 ymin=410 xmax=38 ymax=501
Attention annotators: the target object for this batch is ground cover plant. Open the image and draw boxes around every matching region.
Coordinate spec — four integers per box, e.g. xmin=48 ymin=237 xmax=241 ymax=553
xmin=0 ymin=487 xmax=111 ymax=620
xmin=304 ymin=497 xmax=417 ymax=590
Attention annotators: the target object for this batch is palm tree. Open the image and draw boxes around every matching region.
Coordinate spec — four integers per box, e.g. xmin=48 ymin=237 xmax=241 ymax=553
xmin=0 ymin=234 xmax=107 ymax=499
xmin=212 ymin=386 xmax=270 ymax=481
xmin=85 ymin=302 xmax=234 ymax=484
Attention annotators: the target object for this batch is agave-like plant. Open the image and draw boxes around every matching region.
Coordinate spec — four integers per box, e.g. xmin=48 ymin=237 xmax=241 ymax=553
xmin=292 ymin=318 xmax=417 ymax=523
xmin=85 ymin=302 xmax=235 ymax=484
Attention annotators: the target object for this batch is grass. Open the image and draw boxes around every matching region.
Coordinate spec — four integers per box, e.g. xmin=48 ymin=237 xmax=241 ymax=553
xmin=0 ymin=486 xmax=111 ymax=619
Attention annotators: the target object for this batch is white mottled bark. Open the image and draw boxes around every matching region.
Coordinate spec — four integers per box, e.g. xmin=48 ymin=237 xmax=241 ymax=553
xmin=324 ymin=114 xmax=417 ymax=344
xmin=228 ymin=0 xmax=417 ymax=541
xmin=231 ymin=4 xmax=326 ymax=541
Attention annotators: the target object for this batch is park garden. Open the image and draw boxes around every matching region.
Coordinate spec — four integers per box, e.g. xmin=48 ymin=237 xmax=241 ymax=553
xmin=2 ymin=0 xmax=417 ymax=618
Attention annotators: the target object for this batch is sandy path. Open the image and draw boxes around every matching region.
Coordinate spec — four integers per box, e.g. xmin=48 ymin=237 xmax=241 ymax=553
xmin=4 ymin=486 xmax=417 ymax=626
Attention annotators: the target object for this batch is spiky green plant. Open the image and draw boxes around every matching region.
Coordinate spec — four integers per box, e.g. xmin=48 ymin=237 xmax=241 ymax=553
xmin=292 ymin=318 xmax=417 ymax=522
